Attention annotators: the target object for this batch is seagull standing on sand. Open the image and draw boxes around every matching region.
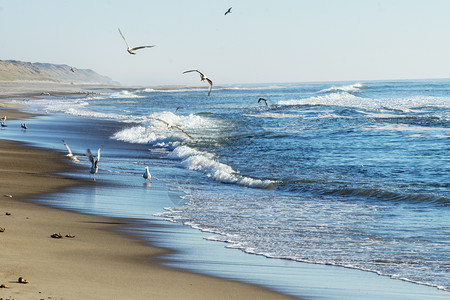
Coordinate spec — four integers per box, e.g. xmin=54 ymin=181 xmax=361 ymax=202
xmin=225 ymin=7 xmax=232 ymax=15
xmin=1 ymin=116 xmax=6 ymax=122
xmin=183 ymin=70 xmax=213 ymax=96
xmin=258 ymin=97 xmax=268 ymax=106
xmin=87 ymin=148 xmax=101 ymax=181
xmin=118 ymin=28 xmax=155 ymax=55
xmin=143 ymin=167 xmax=152 ymax=182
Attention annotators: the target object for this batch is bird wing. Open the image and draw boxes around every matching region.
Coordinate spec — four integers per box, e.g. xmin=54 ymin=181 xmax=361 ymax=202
xmin=154 ymin=118 xmax=170 ymax=127
xmin=87 ymin=149 xmax=95 ymax=164
xmin=130 ymin=45 xmax=155 ymax=51
xmin=182 ymin=69 xmax=198 ymax=74
xmin=258 ymin=98 xmax=268 ymax=105
xmin=183 ymin=69 xmax=204 ymax=79
xmin=171 ymin=125 xmax=194 ymax=140
xmin=155 ymin=118 xmax=193 ymax=139
xmin=118 ymin=28 xmax=131 ymax=48
xmin=96 ymin=148 xmax=101 ymax=163
xmin=205 ymin=78 xmax=213 ymax=96
xmin=62 ymin=140 xmax=73 ymax=155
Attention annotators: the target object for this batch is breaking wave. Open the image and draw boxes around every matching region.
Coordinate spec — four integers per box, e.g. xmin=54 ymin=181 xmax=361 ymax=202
xmin=318 ymin=82 xmax=367 ymax=94
xmin=168 ymin=146 xmax=275 ymax=188
xmin=112 ymin=111 xmax=275 ymax=189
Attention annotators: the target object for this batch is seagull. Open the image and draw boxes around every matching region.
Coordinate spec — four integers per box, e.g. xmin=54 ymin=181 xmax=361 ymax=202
xmin=62 ymin=140 xmax=85 ymax=162
xmin=87 ymin=148 xmax=101 ymax=181
xmin=225 ymin=7 xmax=232 ymax=15
xmin=21 ymin=123 xmax=27 ymax=130
xmin=70 ymin=67 xmax=76 ymax=72
xmin=258 ymin=97 xmax=268 ymax=106
xmin=143 ymin=166 xmax=152 ymax=182
xmin=1 ymin=116 xmax=6 ymax=122
xmin=1 ymin=122 xmax=7 ymax=128
xmin=118 ymin=28 xmax=155 ymax=55
xmin=183 ymin=69 xmax=213 ymax=96
xmin=176 ymin=106 xmax=184 ymax=112
xmin=154 ymin=118 xmax=194 ymax=139
xmin=168 ymin=124 xmax=194 ymax=139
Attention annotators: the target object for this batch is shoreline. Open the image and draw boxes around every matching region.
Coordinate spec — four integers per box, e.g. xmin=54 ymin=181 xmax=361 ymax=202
xmin=0 ymin=83 xmax=298 ymax=299
xmin=2 ymin=81 xmax=449 ymax=300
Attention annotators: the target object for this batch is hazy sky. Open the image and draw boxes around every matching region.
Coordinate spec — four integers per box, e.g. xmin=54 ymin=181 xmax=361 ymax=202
xmin=1 ymin=0 xmax=450 ymax=86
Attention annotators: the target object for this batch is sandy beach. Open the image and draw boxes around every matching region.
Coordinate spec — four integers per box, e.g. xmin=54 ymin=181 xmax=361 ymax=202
xmin=0 ymin=82 xmax=298 ymax=300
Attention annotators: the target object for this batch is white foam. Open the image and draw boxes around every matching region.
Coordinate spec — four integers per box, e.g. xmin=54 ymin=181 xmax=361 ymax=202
xmin=318 ymin=83 xmax=366 ymax=93
xmin=168 ymin=145 xmax=275 ymax=188
xmin=112 ymin=112 xmax=276 ymax=189
xmin=108 ymin=90 xmax=144 ymax=98
xmin=278 ymin=91 xmax=362 ymax=107
xmin=278 ymin=93 xmax=450 ymax=115
xmin=244 ymin=112 xmax=306 ymax=119
xmin=147 ymin=111 xmax=214 ymax=130
xmin=112 ymin=111 xmax=218 ymax=147
xmin=140 ymin=88 xmax=155 ymax=93
xmin=113 ymin=125 xmax=176 ymax=147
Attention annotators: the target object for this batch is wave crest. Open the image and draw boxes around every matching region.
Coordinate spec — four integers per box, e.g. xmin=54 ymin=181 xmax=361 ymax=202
xmin=318 ymin=83 xmax=366 ymax=94
xmin=278 ymin=91 xmax=362 ymax=106
xmin=168 ymin=146 xmax=275 ymax=189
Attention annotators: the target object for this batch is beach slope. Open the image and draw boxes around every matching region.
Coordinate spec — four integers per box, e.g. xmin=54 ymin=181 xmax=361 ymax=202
xmin=0 ymin=89 xmax=298 ymax=299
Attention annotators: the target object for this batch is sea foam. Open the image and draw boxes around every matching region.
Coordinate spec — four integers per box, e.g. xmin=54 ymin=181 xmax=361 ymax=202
xmin=278 ymin=91 xmax=362 ymax=107
xmin=112 ymin=111 xmax=274 ymax=188
xmin=318 ymin=83 xmax=366 ymax=94
xmin=168 ymin=145 xmax=275 ymax=188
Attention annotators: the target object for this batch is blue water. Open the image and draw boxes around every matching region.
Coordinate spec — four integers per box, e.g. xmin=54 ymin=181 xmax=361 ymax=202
xmin=4 ymin=79 xmax=450 ymax=296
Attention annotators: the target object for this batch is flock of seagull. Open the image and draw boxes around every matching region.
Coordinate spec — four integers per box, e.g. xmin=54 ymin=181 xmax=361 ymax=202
xmin=3 ymin=7 xmax=273 ymax=183
xmin=117 ymin=27 xmax=215 ymax=97
xmin=115 ymin=6 xmax=268 ymax=106
xmin=62 ymin=139 xmax=151 ymax=183
xmin=0 ymin=116 xmax=27 ymax=130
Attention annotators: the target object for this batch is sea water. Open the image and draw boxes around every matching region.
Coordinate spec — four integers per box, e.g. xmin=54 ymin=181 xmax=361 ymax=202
xmin=5 ymin=79 xmax=449 ymax=297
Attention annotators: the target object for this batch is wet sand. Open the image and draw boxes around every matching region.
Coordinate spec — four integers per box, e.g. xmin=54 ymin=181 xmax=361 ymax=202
xmin=0 ymin=82 xmax=298 ymax=299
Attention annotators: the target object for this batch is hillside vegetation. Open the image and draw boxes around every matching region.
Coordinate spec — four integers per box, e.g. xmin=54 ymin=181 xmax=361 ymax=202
xmin=0 ymin=60 xmax=117 ymax=85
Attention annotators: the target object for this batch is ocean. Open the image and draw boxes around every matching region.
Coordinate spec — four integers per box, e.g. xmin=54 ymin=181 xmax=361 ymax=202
xmin=5 ymin=79 xmax=449 ymax=298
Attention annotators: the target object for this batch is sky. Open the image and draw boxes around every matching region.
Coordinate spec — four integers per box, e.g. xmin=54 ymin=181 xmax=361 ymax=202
xmin=1 ymin=0 xmax=450 ymax=86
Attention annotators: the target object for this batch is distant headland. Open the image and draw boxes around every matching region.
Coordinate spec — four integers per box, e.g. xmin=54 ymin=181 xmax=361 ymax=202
xmin=0 ymin=60 xmax=118 ymax=85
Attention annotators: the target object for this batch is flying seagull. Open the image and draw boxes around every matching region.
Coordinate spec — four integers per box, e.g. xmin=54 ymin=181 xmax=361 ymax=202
xmin=118 ymin=28 xmax=155 ymax=55
xmin=154 ymin=118 xmax=194 ymax=140
xmin=70 ymin=67 xmax=76 ymax=72
xmin=21 ymin=123 xmax=28 ymax=130
xmin=143 ymin=166 xmax=152 ymax=182
xmin=62 ymin=140 xmax=86 ymax=162
xmin=183 ymin=69 xmax=213 ymax=96
xmin=225 ymin=7 xmax=232 ymax=15
xmin=176 ymin=106 xmax=184 ymax=112
xmin=258 ymin=97 xmax=268 ymax=106
xmin=87 ymin=148 xmax=101 ymax=181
